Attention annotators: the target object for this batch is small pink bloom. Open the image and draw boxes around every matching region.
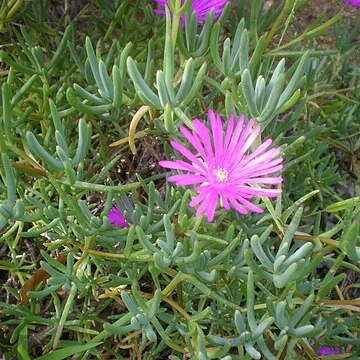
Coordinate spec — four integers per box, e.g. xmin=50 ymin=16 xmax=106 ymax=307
xmin=153 ymin=0 xmax=228 ymax=25
xmin=159 ymin=110 xmax=283 ymax=222
xmin=343 ymin=0 xmax=360 ymax=7
xmin=108 ymin=204 xmax=129 ymax=228
xmin=317 ymin=345 xmax=344 ymax=358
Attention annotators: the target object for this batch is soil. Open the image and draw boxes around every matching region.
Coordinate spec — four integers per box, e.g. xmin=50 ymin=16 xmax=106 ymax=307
xmin=227 ymin=0 xmax=359 ymax=61
xmin=267 ymin=0 xmax=360 ymax=59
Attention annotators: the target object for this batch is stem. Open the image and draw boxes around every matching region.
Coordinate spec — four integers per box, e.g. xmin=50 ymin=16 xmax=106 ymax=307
xmin=188 ymin=275 xmax=242 ymax=311
xmin=61 ymin=180 xmax=142 ymax=192
xmin=88 ymin=282 xmax=190 ymax=349
xmin=53 ymin=282 xmax=78 ymax=349
xmin=294 ymin=234 xmax=339 ymax=248
xmin=162 ymin=271 xmax=188 ymax=297
xmin=171 ymin=13 xmax=181 ymax=47
xmin=128 ymin=106 xmax=150 ymax=154
xmin=72 ymin=240 xmax=152 ymax=262
xmin=73 ymin=235 xmax=95 ymax=271
xmin=265 ymin=0 xmax=297 ymax=48
xmin=109 ymin=129 xmax=148 ymax=148
xmin=6 ymin=0 xmax=23 ymax=20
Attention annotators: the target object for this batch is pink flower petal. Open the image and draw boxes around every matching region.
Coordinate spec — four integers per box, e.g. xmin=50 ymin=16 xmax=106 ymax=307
xmin=229 ymin=198 xmax=248 ymax=215
xmin=168 ymin=174 xmax=206 ymax=185
xmin=237 ymin=186 xmax=281 ymax=197
xmin=170 ymin=141 xmax=207 ymax=172
xmin=153 ymin=0 xmax=228 ymax=24
xmin=159 ymin=110 xmax=283 ymax=222
xmin=189 ymin=190 xmax=210 ymax=207
xmin=246 ymin=176 xmax=283 ymax=185
xmin=195 ymin=194 xmax=212 ymax=217
xmin=193 ymin=119 xmax=214 ymax=165
xmin=160 ymin=160 xmax=200 ymax=173
xmin=239 ymin=138 xmax=273 ymax=166
xmin=236 ymin=196 xmax=263 ymax=213
xmin=180 ymin=125 xmax=207 ymax=160
xmin=206 ymin=191 xmax=218 ymax=222
xmin=223 ymin=114 xmax=235 ymax=154
xmin=209 ymin=110 xmax=223 ymax=161
xmin=108 ymin=204 xmax=129 ymax=228
xmin=220 ymin=193 xmax=231 ymax=210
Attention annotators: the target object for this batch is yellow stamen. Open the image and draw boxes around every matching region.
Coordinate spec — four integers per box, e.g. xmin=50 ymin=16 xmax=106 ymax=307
xmin=214 ymin=168 xmax=228 ymax=182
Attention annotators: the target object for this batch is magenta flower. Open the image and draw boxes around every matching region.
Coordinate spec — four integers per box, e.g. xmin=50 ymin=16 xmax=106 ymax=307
xmin=153 ymin=0 xmax=228 ymax=25
xmin=108 ymin=204 xmax=129 ymax=228
xmin=159 ymin=110 xmax=283 ymax=222
xmin=317 ymin=345 xmax=344 ymax=358
xmin=343 ymin=0 xmax=360 ymax=7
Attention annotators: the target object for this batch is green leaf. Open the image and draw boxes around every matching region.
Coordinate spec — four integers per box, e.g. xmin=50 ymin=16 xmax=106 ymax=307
xmin=325 ymin=196 xmax=360 ymax=213
xmin=48 ymin=24 xmax=73 ymax=73
xmin=127 ymin=57 xmax=161 ymax=109
xmin=341 ymin=220 xmax=360 ymax=262
xmin=273 ymin=262 xmax=298 ymax=288
xmin=281 ymin=190 xmax=320 ymax=223
xmin=174 ymin=58 xmax=194 ymax=105
xmin=261 ymin=195 xmax=283 ymax=233
xmin=35 ymin=342 xmax=102 ymax=360
xmin=17 ymin=326 xmax=30 ymax=360
xmin=66 ymin=88 xmax=111 ymax=115
xmin=241 ymin=69 xmax=259 ymax=117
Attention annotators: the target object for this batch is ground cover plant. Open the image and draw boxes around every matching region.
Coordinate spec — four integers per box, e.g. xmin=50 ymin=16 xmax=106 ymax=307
xmin=0 ymin=0 xmax=359 ymax=358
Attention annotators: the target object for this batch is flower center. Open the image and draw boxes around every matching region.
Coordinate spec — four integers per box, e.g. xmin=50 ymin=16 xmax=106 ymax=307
xmin=214 ymin=167 xmax=228 ymax=182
